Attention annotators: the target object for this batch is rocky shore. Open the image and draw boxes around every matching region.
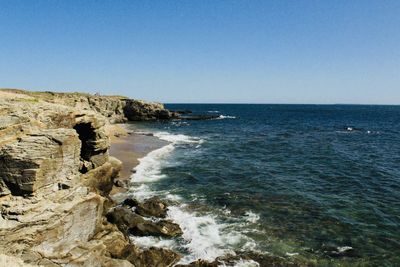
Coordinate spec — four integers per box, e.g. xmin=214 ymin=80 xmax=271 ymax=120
xmin=0 ymin=89 xmax=304 ymax=267
xmin=0 ymin=89 xmax=187 ymax=266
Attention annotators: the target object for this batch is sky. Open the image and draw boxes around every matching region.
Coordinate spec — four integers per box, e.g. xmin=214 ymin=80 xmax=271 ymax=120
xmin=0 ymin=0 xmax=399 ymax=104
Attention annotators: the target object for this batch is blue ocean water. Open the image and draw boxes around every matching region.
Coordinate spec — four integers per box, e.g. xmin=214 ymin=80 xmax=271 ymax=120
xmin=127 ymin=104 xmax=400 ymax=266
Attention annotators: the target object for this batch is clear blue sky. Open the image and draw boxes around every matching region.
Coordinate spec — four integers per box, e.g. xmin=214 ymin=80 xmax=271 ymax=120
xmin=0 ymin=0 xmax=399 ymax=104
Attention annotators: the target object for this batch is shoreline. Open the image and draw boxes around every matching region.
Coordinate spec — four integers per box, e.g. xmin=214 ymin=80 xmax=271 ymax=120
xmin=107 ymin=126 xmax=269 ymax=266
xmin=0 ymin=89 xmax=188 ymax=267
xmin=108 ymin=124 xmax=168 ymax=195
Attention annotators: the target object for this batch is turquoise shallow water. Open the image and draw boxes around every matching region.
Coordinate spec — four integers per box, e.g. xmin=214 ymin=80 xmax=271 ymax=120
xmin=128 ymin=104 xmax=400 ymax=266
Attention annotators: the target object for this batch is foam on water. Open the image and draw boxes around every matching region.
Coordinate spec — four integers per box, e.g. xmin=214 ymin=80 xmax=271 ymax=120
xmin=230 ymin=259 xmax=260 ymax=267
xmin=153 ymin=131 xmax=204 ymax=144
xmin=131 ymin=132 xmax=203 ymax=184
xmin=129 ymin=130 xmax=258 ymax=264
xmin=244 ymin=211 xmax=260 ymax=224
xmin=131 ymin=144 xmax=174 ymax=183
xmin=167 ymin=205 xmax=233 ymax=263
xmin=131 ymin=236 xmax=177 ymax=249
xmin=218 ymin=115 xmax=236 ymax=119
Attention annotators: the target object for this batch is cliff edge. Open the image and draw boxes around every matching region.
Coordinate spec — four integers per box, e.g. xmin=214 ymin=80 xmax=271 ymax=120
xmin=0 ymin=89 xmax=179 ymax=267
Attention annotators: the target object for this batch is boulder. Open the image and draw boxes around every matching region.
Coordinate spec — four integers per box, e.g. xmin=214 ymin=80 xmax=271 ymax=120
xmin=107 ymin=207 xmax=182 ymax=238
xmin=122 ymin=197 xmax=139 ymax=207
xmin=121 ymin=245 xmax=181 ymax=267
xmin=130 ymin=219 xmax=183 ymax=238
xmin=135 ymin=196 xmax=169 ymax=218
xmin=123 ymin=99 xmax=173 ymax=121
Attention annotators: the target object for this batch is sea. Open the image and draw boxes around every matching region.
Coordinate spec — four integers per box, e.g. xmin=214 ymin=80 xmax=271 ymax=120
xmin=125 ymin=104 xmax=400 ymax=266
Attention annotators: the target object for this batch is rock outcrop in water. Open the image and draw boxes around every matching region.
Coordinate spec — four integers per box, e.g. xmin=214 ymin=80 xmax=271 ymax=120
xmin=0 ymin=89 xmax=182 ymax=266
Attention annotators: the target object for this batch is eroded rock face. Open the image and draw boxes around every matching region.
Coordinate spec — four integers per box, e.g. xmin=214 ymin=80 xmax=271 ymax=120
xmin=0 ymin=129 xmax=81 ymax=195
xmin=0 ymin=89 xmax=184 ymax=266
xmin=123 ymin=99 xmax=173 ymax=121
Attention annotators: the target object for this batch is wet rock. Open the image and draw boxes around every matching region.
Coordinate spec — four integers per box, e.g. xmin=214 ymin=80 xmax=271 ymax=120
xmin=175 ymin=259 xmax=219 ymax=267
xmin=156 ymin=109 xmax=173 ymax=120
xmin=107 ymin=207 xmax=146 ymax=234
xmin=236 ymin=251 xmax=310 ymax=266
xmin=130 ymin=219 xmax=183 ymax=238
xmin=135 ymin=196 xmax=169 ymax=218
xmin=122 ymin=197 xmax=139 ymax=207
xmin=114 ymin=179 xmax=128 ymax=188
xmin=171 ymin=109 xmax=193 ymax=115
xmin=107 ymin=206 xmax=182 ymax=237
xmin=178 ymin=114 xmax=219 ymax=120
xmin=178 ymin=252 xmax=306 ymax=267
xmin=121 ymin=245 xmax=181 ymax=267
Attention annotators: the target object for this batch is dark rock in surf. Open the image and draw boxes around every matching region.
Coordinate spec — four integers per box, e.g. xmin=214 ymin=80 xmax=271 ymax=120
xmin=171 ymin=109 xmax=193 ymax=115
xmin=121 ymin=244 xmax=181 ymax=267
xmin=176 ymin=251 xmax=308 ymax=267
xmin=106 ymin=206 xmax=146 ymax=235
xmin=129 ymin=219 xmax=183 ymax=238
xmin=135 ymin=196 xmax=169 ymax=218
xmin=107 ymin=206 xmax=182 ymax=238
xmin=178 ymin=114 xmax=220 ymax=120
xmin=114 ymin=179 xmax=128 ymax=188
xmin=122 ymin=197 xmax=139 ymax=207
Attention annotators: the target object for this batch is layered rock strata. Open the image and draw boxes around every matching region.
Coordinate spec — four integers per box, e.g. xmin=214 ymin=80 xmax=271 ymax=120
xmin=0 ymin=90 xmax=182 ymax=266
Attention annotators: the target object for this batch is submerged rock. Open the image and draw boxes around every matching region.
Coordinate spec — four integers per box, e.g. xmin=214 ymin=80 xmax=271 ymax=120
xmin=177 ymin=251 xmax=308 ymax=267
xmin=175 ymin=259 xmax=219 ymax=267
xmin=178 ymin=114 xmax=220 ymax=120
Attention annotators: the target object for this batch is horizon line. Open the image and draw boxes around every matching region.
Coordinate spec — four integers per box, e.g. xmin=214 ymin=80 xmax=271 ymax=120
xmin=164 ymin=102 xmax=400 ymax=106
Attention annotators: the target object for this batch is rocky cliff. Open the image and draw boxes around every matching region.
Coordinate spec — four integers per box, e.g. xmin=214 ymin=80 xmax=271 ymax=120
xmin=0 ymin=89 xmax=180 ymax=267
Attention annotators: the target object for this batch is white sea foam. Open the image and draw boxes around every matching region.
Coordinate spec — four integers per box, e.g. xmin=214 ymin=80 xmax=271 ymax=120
xmin=244 ymin=211 xmax=260 ymax=224
xmin=337 ymin=246 xmax=353 ymax=253
xmin=208 ymin=110 xmax=220 ymax=113
xmin=129 ymin=130 xmax=258 ymax=264
xmin=285 ymin=252 xmax=299 ymax=257
xmin=167 ymin=205 xmax=233 ymax=263
xmin=131 ymin=132 xmax=203 ymax=184
xmin=230 ymin=259 xmax=260 ymax=267
xmin=131 ymin=236 xmax=177 ymax=249
xmin=218 ymin=115 xmax=237 ymax=119
xmin=154 ymin=131 xmax=204 ymax=144
xmin=131 ymin=143 xmax=174 ymax=183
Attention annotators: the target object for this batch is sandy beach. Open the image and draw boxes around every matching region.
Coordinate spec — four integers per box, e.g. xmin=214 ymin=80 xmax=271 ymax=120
xmin=108 ymin=124 xmax=167 ymax=194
